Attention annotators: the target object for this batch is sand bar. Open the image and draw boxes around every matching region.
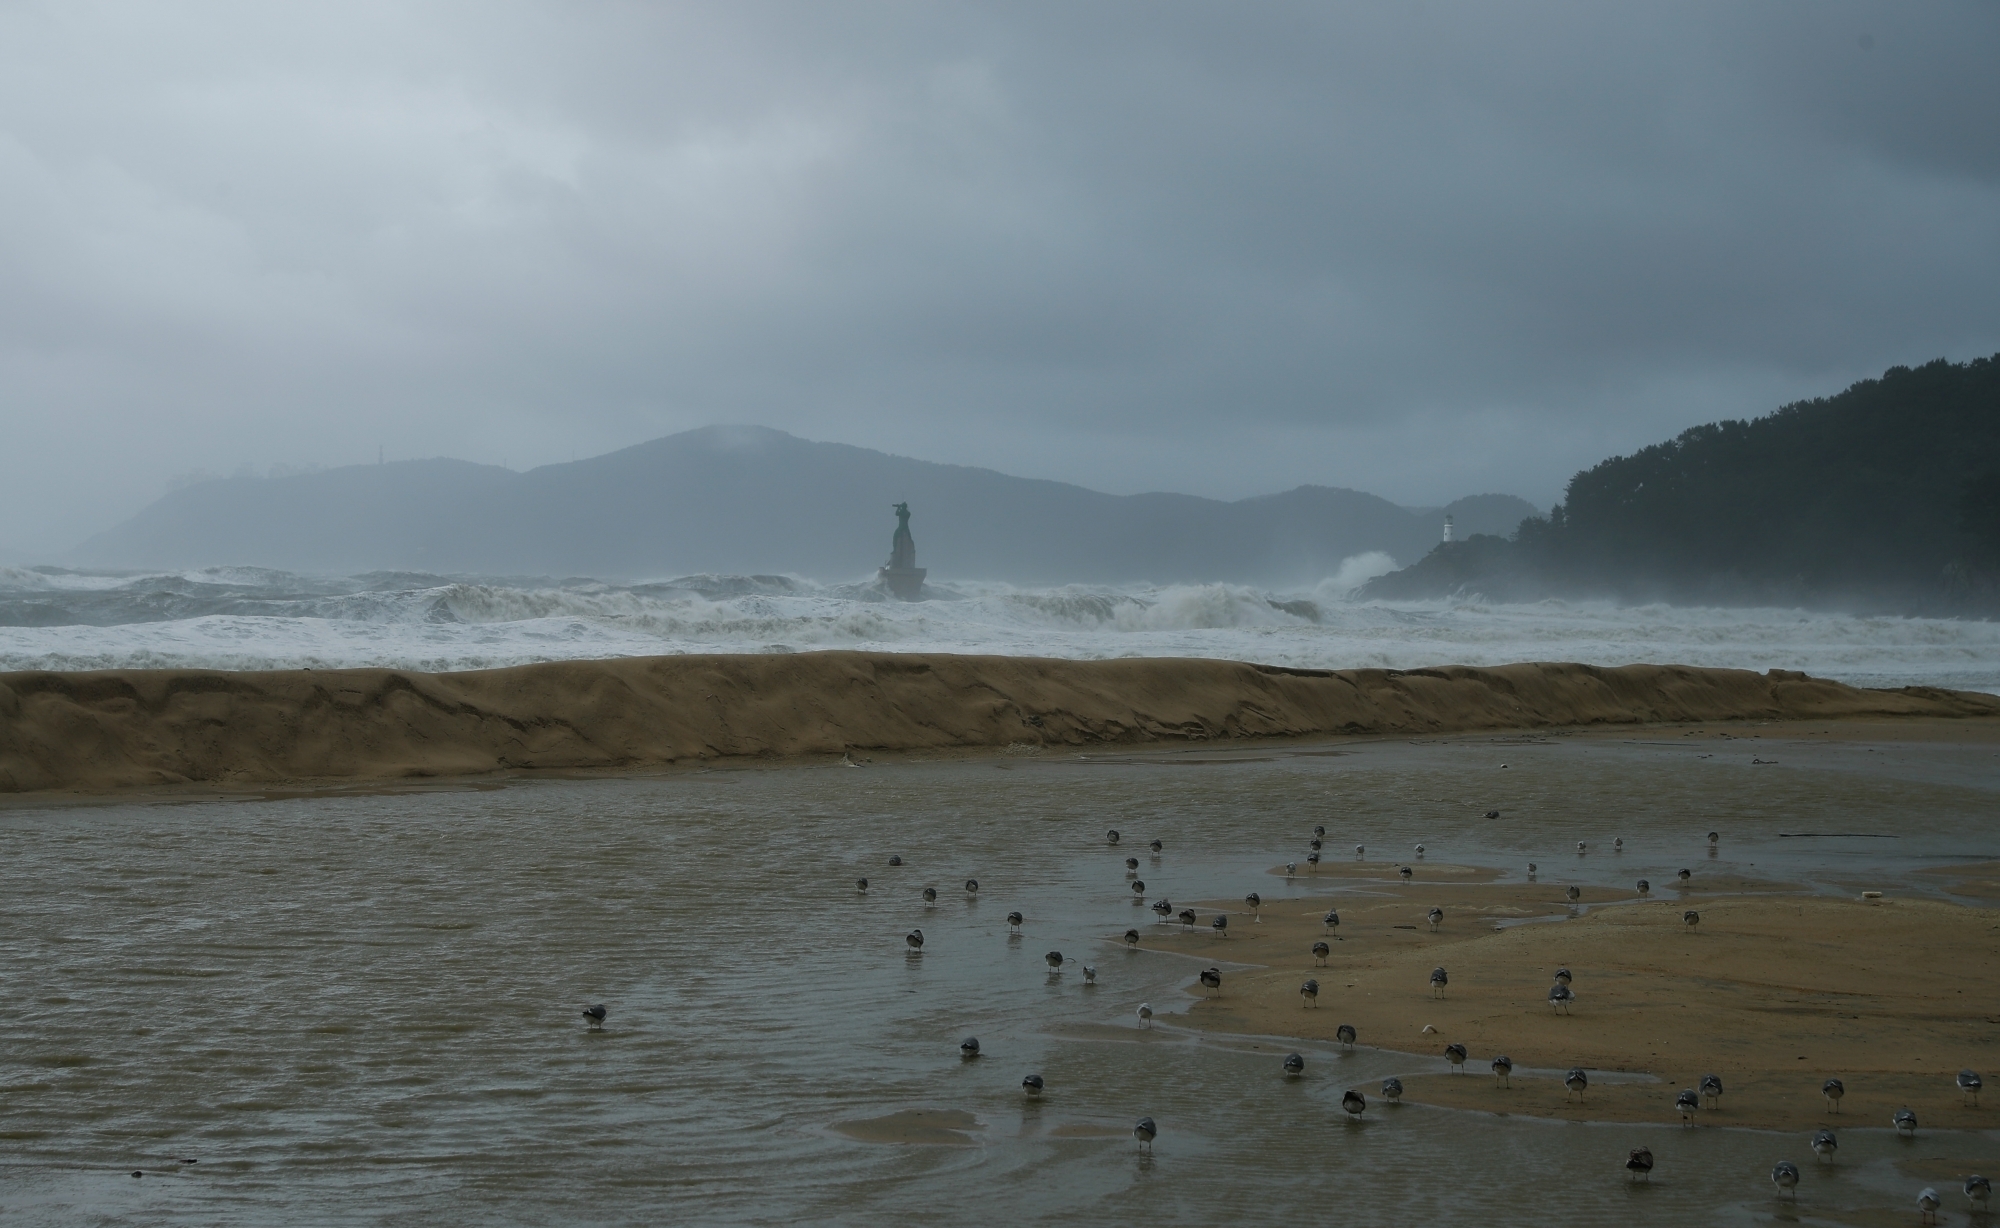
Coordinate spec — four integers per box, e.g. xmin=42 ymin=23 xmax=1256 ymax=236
xmin=4 ymin=653 xmax=1996 ymax=794
xmin=1158 ymin=875 xmax=2000 ymax=1131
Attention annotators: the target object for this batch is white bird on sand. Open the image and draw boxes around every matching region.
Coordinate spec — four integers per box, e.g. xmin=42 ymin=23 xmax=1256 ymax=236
xmin=1211 ymin=915 xmax=1229 ymax=938
xmin=1133 ymin=1117 xmax=1156 ymax=1152
xmin=1152 ymin=899 xmax=1173 ymax=921
xmin=1444 ymin=1043 xmax=1467 ymax=1073
xmin=1430 ymin=967 xmax=1448 ymax=998
xmin=1381 ymin=1076 xmax=1402 ymax=1102
xmin=1893 ymin=1107 xmax=1917 ymax=1136
xmin=1245 ymin=892 xmax=1262 ymax=921
xmin=1312 ymin=941 xmax=1330 ymax=966
xmin=1565 ymin=1068 xmax=1588 ymax=1100
xmin=1700 ymin=1073 xmax=1723 ymax=1108
xmin=1676 ymin=1088 xmax=1699 ymax=1124
xmin=1427 ymin=907 xmax=1443 ymax=932
xmin=1337 ymin=1023 xmax=1357 ymax=1048
xmin=1342 ymin=1089 xmax=1366 ymax=1118
xmin=1678 ymin=868 xmax=1692 ymax=883
xmin=1636 ymin=878 xmax=1650 ymax=895
xmin=1566 ymin=885 xmax=1581 ymax=903
xmin=1300 ymin=978 xmax=1319 ymax=1008
xmin=1492 ymin=1055 xmax=1512 ymax=1087
xmin=1771 ymin=1161 xmax=1800 ymax=1198
xmin=1967 ymin=1176 xmax=1991 ymax=1212
xmin=1811 ymin=1128 xmax=1836 ymax=1163
xmin=1822 ymin=1077 xmax=1844 ymax=1113
xmin=1136 ymin=1003 xmax=1154 ymax=1029
xmin=1199 ymin=967 xmax=1222 ymax=996
xmin=1179 ymin=908 xmax=1198 ymax=931
xmin=1399 ymin=866 xmax=1413 ymax=882
xmin=1959 ymin=1068 xmax=1983 ymax=1106
xmin=1286 ymin=862 xmax=1297 ymax=876
xmin=1323 ymin=909 xmax=1341 ymax=934
xmin=1919 ymin=1186 xmax=1941 ymax=1224
xmin=1684 ymin=909 xmax=1700 ymax=930
xmin=1548 ymin=983 xmax=1574 ymax=1014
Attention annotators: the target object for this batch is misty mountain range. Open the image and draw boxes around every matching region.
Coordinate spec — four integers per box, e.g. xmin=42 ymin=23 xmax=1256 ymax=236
xmin=72 ymin=427 xmax=1535 ymax=585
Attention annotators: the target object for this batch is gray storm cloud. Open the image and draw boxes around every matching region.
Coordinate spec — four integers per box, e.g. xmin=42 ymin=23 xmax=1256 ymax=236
xmin=1 ymin=1 xmax=1996 ymax=556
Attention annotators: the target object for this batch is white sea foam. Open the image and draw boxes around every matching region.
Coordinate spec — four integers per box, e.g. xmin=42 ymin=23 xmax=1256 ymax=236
xmin=1 ymin=564 xmax=1995 ymax=691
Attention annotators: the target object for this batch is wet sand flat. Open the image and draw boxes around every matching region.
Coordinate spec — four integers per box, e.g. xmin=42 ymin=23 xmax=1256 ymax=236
xmin=1160 ymin=880 xmax=2000 ymax=1132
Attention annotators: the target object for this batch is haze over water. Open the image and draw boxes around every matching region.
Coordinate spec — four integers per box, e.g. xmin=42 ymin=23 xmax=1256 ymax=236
xmin=4 ymin=734 xmax=1995 ymax=1225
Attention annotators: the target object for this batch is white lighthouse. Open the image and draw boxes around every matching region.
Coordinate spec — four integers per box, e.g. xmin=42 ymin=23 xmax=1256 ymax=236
xmin=1442 ymin=513 xmax=1454 ymax=543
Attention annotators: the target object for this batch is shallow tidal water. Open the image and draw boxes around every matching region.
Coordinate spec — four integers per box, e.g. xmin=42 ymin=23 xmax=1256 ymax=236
xmin=3 ymin=730 xmax=1996 ymax=1226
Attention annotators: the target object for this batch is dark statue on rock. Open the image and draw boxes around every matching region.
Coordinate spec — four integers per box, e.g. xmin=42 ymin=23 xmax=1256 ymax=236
xmin=878 ymin=502 xmax=927 ymax=600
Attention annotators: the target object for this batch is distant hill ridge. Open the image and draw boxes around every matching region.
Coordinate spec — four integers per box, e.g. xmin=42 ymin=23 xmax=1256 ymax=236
xmin=73 ymin=426 xmax=1535 ymax=583
xmin=1365 ymin=355 xmax=2000 ymax=613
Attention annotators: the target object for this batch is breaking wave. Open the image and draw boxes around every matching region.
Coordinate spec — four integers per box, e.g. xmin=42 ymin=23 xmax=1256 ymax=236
xmin=1 ymin=563 xmax=1995 ymax=692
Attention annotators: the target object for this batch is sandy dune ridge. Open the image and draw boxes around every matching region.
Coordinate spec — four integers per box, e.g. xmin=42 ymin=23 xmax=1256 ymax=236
xmin=2 ymin=653 xmax=1996 ymax=794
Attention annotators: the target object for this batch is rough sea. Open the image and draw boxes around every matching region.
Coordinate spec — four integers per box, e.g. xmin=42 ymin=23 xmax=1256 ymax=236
xmin=3 ymin=563 xmax=1996 ymax=692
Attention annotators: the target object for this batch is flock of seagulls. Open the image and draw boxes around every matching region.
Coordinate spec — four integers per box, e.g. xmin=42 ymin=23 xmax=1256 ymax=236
xmin=729 ymin=818 xmax=1998 ymax=1192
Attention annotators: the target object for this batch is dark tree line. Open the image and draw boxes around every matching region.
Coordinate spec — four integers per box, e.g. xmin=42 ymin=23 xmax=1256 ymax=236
xmin=1367 ymin=355 xmax=2000 ymax=613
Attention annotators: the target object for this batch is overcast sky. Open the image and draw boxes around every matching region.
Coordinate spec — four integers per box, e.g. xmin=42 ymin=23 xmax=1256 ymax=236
xmin=2 ymin=1 xmax=1996 ymax=557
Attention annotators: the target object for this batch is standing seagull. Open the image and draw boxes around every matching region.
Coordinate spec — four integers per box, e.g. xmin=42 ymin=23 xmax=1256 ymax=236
xmin=1415 ymin=844 xmax=1426 ymax=858
xmin=1707 ymin=831 xmax=1719 ymax=847
xmin=965 ymin=879 xmax=979 ymax=894
xmin=1286 ymin=862 xmax=1297 ymax=877
xmin=1565 ymin=1068 xmax=1588 ymax=1101
xmin=1149 ymin=840 xmax=1163 ymax=854
xmin=1677 ymin=868 xmax=1692 ymax=883
xmin=1245 ymin=892 xmax=1262 ymax=922
xmin=959 ymin=1037 xmax=981 ymax=1059
xmin=1314 ymin=824 xmax=1327 ymax=838
xmin=1431 ymin=967 xmax=1449 ymax=999
xmin=1684 ymin=909 xmax=1700 ymax=930
xmin=1307 ymin=852 xmax=1321 ymax=867
xmin=1312 ymin=941 xmax=1331 ymax=965
xmin=1300 ymin=978 xmax=1320 ymax=1008
xmin=1179 ymin=909 xmax=1198 ymax=932
xmin=1125 ymin=857 xmax=1140 ymax=874
xmin=906 ymin=928 xmax=925 ymax=953
xmin=1566 ymin=885 xmax=1581 ymax=904
xmin=1323 ymin=910 xmax=1341 ymax=935
xmin=1919 ymin=1186 xmax=1941 ymax=1224
xmin=1133 ymin=1117 xmax=1156 ymax=1152
xmin=1548 ymin=983 xmax=1574 ymax=1014
xmin=1283 ymin=1053 xmax=1305 ymax=1078
xmin=1526 ymin=862 xmax=1538 ymax=879
xmin=1400 ymin=866 xmax=1414 ymax=882
xmin=581 ymin=1004 xmax=607 ymax=1030
xmin=1136 ymin=1003 xmax=1154 ymax=1029
xmin=1492 ymin=1055 xmax=1513 ymax=1087
xmin=888 ymin=855 xmax=902 ymax=866
xmin=1132 ymin=881 xmax=1148 ymax=898
xmin=1893 ymin=1107 xmax=1917 ymax=1136
xmin=1309 ymin=838 xmax=1323 ymax=852
xmin=1636 ymin=879 xmax=1650 ymax=895
xmin=1959 ymin=1068 xmax=1983 ymax=1106
xmin=1822 ymin=1077 xmax=1844 ymax=1113
xmin=1152 ymin=899 xmax=1173 ymax=922
xmin=1337 ymin=1024 xmax=1357 ymax=1049
xmin=1022 ymin=1073 xmax=1044 ymax=1097
xmin=1427 ymin=907 xmax=1443 ymax=932
xmin=1554 ymin=967 xmax=1572 ymax=985
xmin=1211 ymin=915 xmax=1229 ymax=938
xmin=1007 ymin=911 xmax=1024 ymax=933
xmin=856 ymin=877 xmax=869 ymax=892
xmin=1082 ymin=966 xmax=1097 ymax=984
xmin=1199 ymin=967 xmax=1223 ymax=997
xmin=1577 ymin=841 xmax=1587 ymax=854
xmin=1626 ymin=1148 xmax=1654 ymax=1182
xmin=1107 ymin=829 xmax=1121 ymax=845
xmin=1124 ymin=929 xmax=1140 ymax=948
xmin=1355 ymin=845 xmax=1365 ymax=859
xmin=1614 ymin=837 xmax=1623 ymax=849
xmin=1381 ymin=1076 xmax=1402 ymax=1102
xmin=1811 ymin=1128 xmax=1837 ymax=1163
xmin=1342 ymin=1089 xmax=1367 ymax=1119
xmin=1045 ymin=951 xmax=1068 ymax=974
xmin=1444 ymin=1043 xmax=1467 ymax=1073
xmin=1967 ymin=1175 xmax=1991 ymax=1212
xmin=922 ymin=887 xmax=938 ymax=907
xmin=1700 ymin=1073 xmax=1724 ymax=1109
xmin=1772 ymin=1161 xmax=1800 ymax=1199
xmin=1676 ymin=1088 xmax=1699 ymax=1124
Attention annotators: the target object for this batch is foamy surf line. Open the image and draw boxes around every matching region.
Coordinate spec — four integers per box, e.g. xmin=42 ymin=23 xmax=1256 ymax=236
xmin=2 ymin=567 xmax=1997 ymax=692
